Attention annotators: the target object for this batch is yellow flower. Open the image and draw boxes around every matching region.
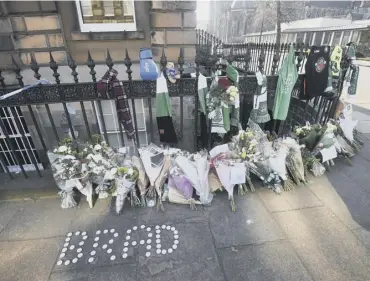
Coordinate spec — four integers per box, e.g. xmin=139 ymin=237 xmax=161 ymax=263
xmin=240 ymin=151 xmax=247 ymax=159
xmin=246 ymin=131 xmax=254 ymax=138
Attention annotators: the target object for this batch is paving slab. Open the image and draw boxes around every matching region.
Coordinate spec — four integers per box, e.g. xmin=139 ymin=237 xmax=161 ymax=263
xmin=59 ymin=198 xmax=144 ymax=268
xmin=274 ymin=207 xmax=370 ymax=281
xmin=137 ymin=222 xmax=225 ymax=281
xmin=141 ymin=201 xmax=207 ymax=226
xmin=307 ymin=175 xmax=361 ymax=230
xmin=359 ymin=134 xmax=370 ymax=161
xmin=0 ymin=237 xmax=63 ymax=281
xmin=205 ymin=192 xmax=285 ymax=248
xmin=0 ymin=201 xmax=27 ymax=234
xmin=353 ymin=227 xmax=370 ymax=250
xmin=332 ymin=155 xmax=370 ymax=191
xmin=49 ymin=263 xmax=137 ymax=281
xmin=357 ymin=120 xmax=370 ymax=133
xmin=258 ymin=186 xmax=323 ymax=213
xmin=0 ymin=198 xmax=76 ymax=241
xmin=218 ymin=240 xmax=313 ymax=281
xmin=325 ymin=168 xmax=370 ymax=228
xmin=68 ymin=198 xmax=143 ymax=232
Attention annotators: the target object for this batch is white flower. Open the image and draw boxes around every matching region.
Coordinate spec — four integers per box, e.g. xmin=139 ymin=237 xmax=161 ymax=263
xmin=250 ymin=139 xmax=258 ymax=146
xmin=53 ymin=148 xmax=57 ymax=153
xmin=58 ymin=146 xmax=68 ymax=153
xmin=94 ymin=144 xmax=102 ymax=151
xmin=83 ymin=148 xmax=87 ymax=152
xmin=93 ymin=166 xmax=104 ymax=174
xmin=127 ymin=168 xmax=134 ymax=176
xmin=64 ymin=155 xmax=76 ymax=160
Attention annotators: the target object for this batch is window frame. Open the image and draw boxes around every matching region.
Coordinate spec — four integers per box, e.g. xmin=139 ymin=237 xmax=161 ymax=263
xmin=75 ymin=0 xmax=136 ymax=32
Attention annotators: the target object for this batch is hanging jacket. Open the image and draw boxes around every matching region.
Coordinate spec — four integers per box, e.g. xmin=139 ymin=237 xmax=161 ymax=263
xmin=301 ymin=46 xmax=330 ymax=100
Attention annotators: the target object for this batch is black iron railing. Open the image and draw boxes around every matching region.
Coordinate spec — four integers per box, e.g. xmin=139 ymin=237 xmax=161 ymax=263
xmin=0 ymin=45 xmax=338 ymax=181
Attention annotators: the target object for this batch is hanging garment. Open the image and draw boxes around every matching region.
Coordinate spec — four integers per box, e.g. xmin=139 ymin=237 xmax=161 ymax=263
xmin=197 ymin=73 xmax=209 ymax=148
xmin=249 ymin=71 xmax=271 ymax=123
xmin=156 ymin=75 xmax=177 ymax=143
xmin=197 ymin=73 xmax=208 ymax=114
xmin=97 ymin=69 xmax=135 ymax=139
xmin=330 ymin=45 xmax=342 ymax=78
xmin=301 ymin=46 xmax=330 ymax=100
xmin=273 ymin=45 xmax=298 ymax=121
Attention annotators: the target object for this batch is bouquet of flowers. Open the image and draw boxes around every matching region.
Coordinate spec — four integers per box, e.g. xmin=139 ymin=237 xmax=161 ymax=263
xmin=138 ymin=144 xmax=165 ymax=207
xmin=294 ymin=123 xmax=314 ymax=138
xmin=115 ymin=166 xmax=139 ymax=214
xmin=154 ymin=154 xmax=172 ymax=210
xmin=48 ymin=138 xmax=93 ymax=208
xmin=175 ymin=151 xmax=213 ymax=206
xmin=282 ymin=138 xmax=306 ymax=185
xmin=131 ymin=156 xmax=149 ymax=207
xmin=77 ymin=135 xmax=117 ymax=198
xmin=245 ymin=119 xmax=283 ymax=194
xmin=229 ymin=129 xmax=259 ymax=193
xmin=209 ymin=144 xmax=246 ymax=211
xmin=168 ymin=166 xmax=199 ymax=210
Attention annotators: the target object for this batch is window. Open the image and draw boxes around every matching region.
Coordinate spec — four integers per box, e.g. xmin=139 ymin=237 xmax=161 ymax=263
xmin=0 ymin=36 xmax=13 ymax=51
xmin=332 ymin=31 xmax=341 ymax=46
xmin=341 ymin=31 xmax=350 ymax=45
xmin=322 ymin=32 xmax=330 ymax=45
xmin=296 ymin=32 xmax=305 ymax=44
xmin=75 ymin=0 xmax=136 ymax=32
xmin=306 ymin=32 xmax=314 ymax=45
xmin=313 ymin=32 xmax=323 ymax=46
xmin=95 ymin=100 xmax=148 ymax=148
xmin=281 ymin=33 xmax=288 ymax=43
xmin=287 ymin=33 xmax=295 ymax=43
xmin=352 ymin=31 xmax=359 ymax=43
xmin=359 ymin=30 xmax=370 ymax=44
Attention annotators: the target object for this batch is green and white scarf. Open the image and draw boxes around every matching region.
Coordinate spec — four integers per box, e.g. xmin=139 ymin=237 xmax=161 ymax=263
xmin=198 ymin=73 xmax=208 ymax=114
xmin=156 ymin=75 xmax=172 ymax=118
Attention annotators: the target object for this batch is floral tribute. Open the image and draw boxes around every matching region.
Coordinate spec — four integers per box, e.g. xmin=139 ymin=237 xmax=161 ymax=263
xmin=48 ymin=97 xmax=363 ymax=213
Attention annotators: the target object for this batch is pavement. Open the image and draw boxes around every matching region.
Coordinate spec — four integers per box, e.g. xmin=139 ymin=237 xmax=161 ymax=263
xmin=1 ymin=101 xmax=370 ymax=281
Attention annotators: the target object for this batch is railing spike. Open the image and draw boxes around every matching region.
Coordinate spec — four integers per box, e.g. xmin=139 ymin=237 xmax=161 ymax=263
xmin=49 ymin=51 xmax=60 ymax=84
xmin=124 ymin=48 xmax=132 ymax=80
xmin=30 ymin=53 xmax=41 ymax=80
xmin=178 ymin=47 xmax=184 ymax=76
xmin=68 ymin=53 xmax=79 ymax=83
xmin=106 ymin=49 xmax=114 ymax=70
xmin=12 ymin=55 xmax=24 ymax=87
xmin=0 ymin=70 xmax=5 ymax=88
xmin=87 ymin=50 xmax=97 ymax=82
xmin=160 ymin=47 xmax=167 ymax=72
